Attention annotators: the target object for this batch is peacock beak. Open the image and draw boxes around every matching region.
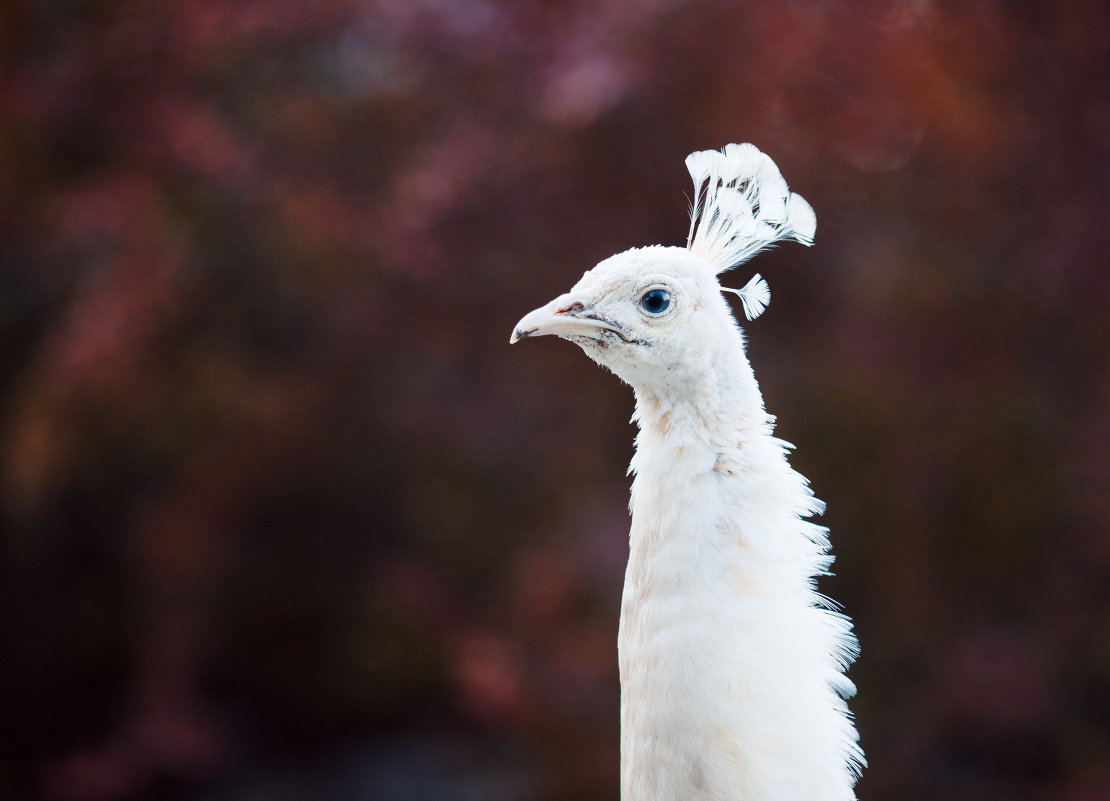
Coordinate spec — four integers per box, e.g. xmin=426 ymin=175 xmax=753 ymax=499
xmin=510 ymin=293 xmax=622 ymax=344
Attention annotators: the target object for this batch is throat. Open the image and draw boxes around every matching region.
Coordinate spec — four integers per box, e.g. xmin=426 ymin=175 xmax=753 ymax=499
xmin=631 ymin=355 xmax=768 ymax=447
xmin=629 ymin=385 xmax=772 ymax=495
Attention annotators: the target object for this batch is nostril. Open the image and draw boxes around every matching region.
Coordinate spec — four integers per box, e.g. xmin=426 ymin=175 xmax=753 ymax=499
xmin=556 ymin=301 xmax=585 ymax=315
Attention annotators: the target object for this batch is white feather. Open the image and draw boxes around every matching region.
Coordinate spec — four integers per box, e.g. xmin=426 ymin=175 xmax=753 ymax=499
xmin=686 ymin=143 xmax=816 ymax=275
xmin=724 ymin=272 xmax=772 ymax=320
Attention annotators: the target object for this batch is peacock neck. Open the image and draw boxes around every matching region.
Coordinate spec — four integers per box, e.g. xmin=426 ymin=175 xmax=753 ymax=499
xmin=618 ymin=363 xmax=855 ymax=801
xmin=630 ymin=344 xmax=771 ymax=465
xmin=626 ymin=355 xmax=822 ymax=567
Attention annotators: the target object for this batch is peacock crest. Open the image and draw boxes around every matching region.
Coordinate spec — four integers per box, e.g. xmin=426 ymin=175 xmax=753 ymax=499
xmin=685 ymin=143 xmax=816 ymax=320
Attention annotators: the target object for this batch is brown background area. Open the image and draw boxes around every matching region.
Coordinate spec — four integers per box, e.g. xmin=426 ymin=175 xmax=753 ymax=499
xmin=1 ymin=1 xmax=1108 ymax=799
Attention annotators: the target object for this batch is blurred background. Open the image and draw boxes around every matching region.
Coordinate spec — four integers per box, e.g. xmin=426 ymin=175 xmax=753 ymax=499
xmin=1 ymin=1 xmax=1108 ymax=799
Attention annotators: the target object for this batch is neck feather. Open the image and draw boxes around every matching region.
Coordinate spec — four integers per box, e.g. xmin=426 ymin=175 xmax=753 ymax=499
xmin=617 ymin=351 xmax=862 ymax=801
xmin=626 ymin=355 xmax=826 ymax=564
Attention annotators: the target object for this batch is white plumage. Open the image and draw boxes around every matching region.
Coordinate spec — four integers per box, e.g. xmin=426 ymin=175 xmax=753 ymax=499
xmin=511 ymin=144 xmax=863 ymax=800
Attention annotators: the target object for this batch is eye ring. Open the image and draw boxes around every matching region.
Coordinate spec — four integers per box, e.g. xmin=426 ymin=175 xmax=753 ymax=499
xmin=639 ymin=287 xmax=672 ymax=315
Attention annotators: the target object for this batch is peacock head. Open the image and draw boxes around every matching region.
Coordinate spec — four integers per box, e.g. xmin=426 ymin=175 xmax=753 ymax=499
xmin=510 ymin=245 xmax=741 ymax=390
xmin=511 ymin=143 xmax=816 ymax=395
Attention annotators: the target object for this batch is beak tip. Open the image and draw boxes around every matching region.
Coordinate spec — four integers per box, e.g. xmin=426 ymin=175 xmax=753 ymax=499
xmin=511 ymin=316 xmax=542 ymax=344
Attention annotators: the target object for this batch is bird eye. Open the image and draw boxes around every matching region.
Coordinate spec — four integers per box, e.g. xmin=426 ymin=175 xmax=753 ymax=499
xmin=640 ymin=288 xmax=671 ymax=315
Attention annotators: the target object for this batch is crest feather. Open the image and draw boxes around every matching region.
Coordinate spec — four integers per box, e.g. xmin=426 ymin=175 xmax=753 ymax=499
xmin=737 ymin=273 xmax=771 ymax=320
xmin=721 ymin=273 xmax=771 ymax=320
xmin=685 ymin=144 xmax=816 ymax=274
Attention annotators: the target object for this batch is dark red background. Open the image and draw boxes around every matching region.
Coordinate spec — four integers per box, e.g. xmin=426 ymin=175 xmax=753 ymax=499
xmin=2 ymin=2 xmax=1108 ymax=799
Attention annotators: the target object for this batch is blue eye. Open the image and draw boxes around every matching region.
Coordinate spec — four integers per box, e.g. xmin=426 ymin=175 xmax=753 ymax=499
xmin=640 ymin=288 xmax=671 ymax=314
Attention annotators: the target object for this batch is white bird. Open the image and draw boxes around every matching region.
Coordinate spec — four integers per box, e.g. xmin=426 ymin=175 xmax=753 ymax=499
xmin=511 ymin=144 xmax=863 ymax=800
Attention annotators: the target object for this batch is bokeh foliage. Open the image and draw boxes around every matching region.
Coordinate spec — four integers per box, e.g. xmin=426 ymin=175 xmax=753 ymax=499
xmin=1 ymin=1 xmax=1109 ymax=799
